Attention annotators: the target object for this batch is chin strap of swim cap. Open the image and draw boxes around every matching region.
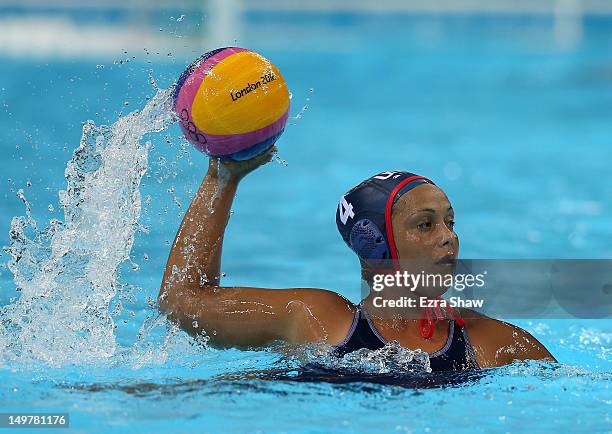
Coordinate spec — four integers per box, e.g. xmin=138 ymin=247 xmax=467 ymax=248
xmin=419 ymin=299 xmax=466 ymax=339
xmin=383 ymin=176 xmax=465 ymax=340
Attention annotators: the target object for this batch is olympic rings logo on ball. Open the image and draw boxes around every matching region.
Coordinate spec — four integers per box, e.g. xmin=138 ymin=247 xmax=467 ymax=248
xmin=179 ymin=108 xmax=207 ymax=145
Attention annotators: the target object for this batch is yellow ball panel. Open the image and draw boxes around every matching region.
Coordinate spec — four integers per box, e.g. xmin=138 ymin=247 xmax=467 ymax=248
xmin=191 ymin=51 xmax=290 ymax=135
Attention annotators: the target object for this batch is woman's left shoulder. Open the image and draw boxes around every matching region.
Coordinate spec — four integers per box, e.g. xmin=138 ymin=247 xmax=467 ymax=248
xmin=458 ymin=309 xmax=556 ymax=367
xmin=459 ymin=309 xmax=517 ymax=347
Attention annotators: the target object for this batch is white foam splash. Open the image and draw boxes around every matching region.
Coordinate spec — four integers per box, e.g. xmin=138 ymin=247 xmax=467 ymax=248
xmin=0 ymin=88 xmax=176 ymax=368
xmin=306 ymin=341 xmax=432 ymax=374
xmin=567 ymin=325 xmax=611 ymax=362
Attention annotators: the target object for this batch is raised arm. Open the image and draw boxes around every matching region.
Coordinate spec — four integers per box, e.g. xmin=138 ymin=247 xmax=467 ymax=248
xmin=158 ymin=148 xmax=354 ymax=348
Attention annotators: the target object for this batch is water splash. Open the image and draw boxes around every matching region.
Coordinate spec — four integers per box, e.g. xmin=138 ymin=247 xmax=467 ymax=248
xmin=304 ymin=341 xmax=431 ymax=374
xmin=287 ymin=87 xmax=313 ymax=126
xmin=566 ymin=325 xmax=611 ymax=362
xmin=0 ymin=88 xmax=176 ymax=368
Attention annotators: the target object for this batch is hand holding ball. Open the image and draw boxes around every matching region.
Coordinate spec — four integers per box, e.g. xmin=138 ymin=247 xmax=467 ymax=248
xmin=173 ymin=47 xmax=290 ymax=160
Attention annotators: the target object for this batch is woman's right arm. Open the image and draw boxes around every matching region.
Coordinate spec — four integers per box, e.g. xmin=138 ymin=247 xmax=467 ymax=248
xmin=157 ymin=149 xmax=355 ymax=348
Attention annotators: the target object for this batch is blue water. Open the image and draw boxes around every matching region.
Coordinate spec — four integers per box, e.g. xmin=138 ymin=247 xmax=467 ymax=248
xmin=1 ymin=13 xmax=611 ymax=434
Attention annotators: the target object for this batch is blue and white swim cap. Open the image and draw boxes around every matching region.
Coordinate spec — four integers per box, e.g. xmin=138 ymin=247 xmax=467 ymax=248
xmin=336 ymin=171 xmax=434 ymax=261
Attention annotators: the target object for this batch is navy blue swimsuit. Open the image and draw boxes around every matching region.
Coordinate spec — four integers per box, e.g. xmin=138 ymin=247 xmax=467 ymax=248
xmin=225 ymin=305 xmax=482 ymax=388
xmin=333 ymin=306 xmax=479 ymax=371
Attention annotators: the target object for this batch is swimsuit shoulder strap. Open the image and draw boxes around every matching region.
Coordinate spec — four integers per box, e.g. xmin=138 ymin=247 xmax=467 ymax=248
xmin=429 ymin=321 xmax=480 ymax=371
xmin=332 ymin=305 xmax=386 ymax=357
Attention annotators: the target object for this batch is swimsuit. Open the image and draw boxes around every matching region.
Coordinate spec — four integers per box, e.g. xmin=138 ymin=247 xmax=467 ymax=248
xmin=333 ymin=305 xmax=479 ymax=371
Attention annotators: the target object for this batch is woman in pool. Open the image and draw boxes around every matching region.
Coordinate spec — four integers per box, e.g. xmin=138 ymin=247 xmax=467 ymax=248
xmin=158 ymin=147 xmax=556 ymax=371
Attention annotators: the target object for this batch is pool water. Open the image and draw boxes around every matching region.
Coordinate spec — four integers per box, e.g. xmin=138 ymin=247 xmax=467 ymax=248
xmin=1 ymin=13 xmax=611 ymax=433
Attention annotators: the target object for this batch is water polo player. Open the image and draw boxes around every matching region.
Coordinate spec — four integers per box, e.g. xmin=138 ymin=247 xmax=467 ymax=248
xmin=158 ymin=152 xmax=556 ymax=370
xmin=158 ymin=47 xmax=554 ymax=371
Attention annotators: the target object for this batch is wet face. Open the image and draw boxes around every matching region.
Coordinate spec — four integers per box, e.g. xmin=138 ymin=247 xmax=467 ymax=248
xmin=390 ymin=183 xmax=459 ymax=296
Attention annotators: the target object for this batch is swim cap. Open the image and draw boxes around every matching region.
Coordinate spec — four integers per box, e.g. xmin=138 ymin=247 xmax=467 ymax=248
xmin=336 ymin=171 xmax=434 ymax=262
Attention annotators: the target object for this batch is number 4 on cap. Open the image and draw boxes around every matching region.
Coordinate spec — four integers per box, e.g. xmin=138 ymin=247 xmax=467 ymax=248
xmin=338 ymin=196 xmax=355 ymax=225
xmin=374 ymin=171 xmax=400 ymax=180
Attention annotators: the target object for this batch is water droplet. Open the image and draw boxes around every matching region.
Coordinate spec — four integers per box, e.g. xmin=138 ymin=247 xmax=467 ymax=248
xmin=274 ymin=154 xmax=288 ymax=166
